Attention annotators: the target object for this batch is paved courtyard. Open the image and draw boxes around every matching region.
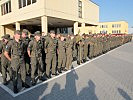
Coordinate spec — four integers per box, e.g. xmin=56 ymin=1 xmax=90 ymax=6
xmin=0 ymin=41 xmax=133 ymax=100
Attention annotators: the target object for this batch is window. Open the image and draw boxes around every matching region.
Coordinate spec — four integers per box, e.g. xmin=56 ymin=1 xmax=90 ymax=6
xmin=32 ymin=0 xmax=36 ymax=3
xmin=78 ymin=0 xmax=82 ymax=18
xmin=112 ymin=24 xmax=114 ymax=28
xmin=1 ymin=1 xmax=11 ymax=15
xmin=27 ymin=0 xmax=31 ymax=5
xmin=23 ymin=0 xmax=26 ymax=7
xmin=19 ymin=0 xmax=37 ymax=9
xmin=118 ymin=24 xmax=121 ymax=28
xmin=19 ymin=0 xmax=22 ymax=8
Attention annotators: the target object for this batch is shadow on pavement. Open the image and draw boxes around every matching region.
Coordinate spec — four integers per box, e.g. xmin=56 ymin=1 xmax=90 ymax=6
xmin=41 ymin=69 xmax=98 ymax=100
xmin=118 ymin=88 xmax=132 ymax=100
xmin=78 ymin=80 xmax=98 ymax=100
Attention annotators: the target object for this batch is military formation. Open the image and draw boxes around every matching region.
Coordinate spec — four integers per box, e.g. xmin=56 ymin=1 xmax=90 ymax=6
xmin=0 ymin=29 xmax=132 ymax=93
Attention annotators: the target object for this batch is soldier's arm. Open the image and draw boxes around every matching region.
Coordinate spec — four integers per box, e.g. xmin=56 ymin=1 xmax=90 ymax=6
xmin=44 ymin=37 xmax=49 ymax=48
xmin=4 ymin=41 xmax=12 ymax=61
xmin=44 ymin=37 xmax=49 ymax=53
xmin=27 ymin=41 xmax=33 ymax=57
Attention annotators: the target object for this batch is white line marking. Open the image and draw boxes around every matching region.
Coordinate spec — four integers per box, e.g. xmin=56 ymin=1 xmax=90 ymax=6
xmin=0 ymin=82 xmax=15 ymax=96
xmin=0 ymin=43 xmax=128 ymax=97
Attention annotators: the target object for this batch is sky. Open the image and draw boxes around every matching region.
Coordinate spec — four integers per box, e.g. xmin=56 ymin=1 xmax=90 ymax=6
xmin=92 ymin=0 xmax=133 ymax=28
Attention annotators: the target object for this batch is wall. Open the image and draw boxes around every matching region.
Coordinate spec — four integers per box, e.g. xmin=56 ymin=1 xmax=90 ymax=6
xmin=0 ymin=0 xmax=45 ymax=25
xmin=83 ymin=0 xmax=99 ymax=24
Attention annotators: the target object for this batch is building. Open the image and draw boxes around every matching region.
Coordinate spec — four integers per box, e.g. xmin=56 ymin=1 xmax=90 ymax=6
xmin=98 ymin=21 xmax=128 ymax=34
xmin=0 ymin=0 xmax=99 ymax=38
xmin=79 ymin=21 xmax=128 ymax=34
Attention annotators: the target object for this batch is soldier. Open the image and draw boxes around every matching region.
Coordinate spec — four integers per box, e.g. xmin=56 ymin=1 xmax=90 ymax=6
xmin=0 ymin=34 xmax=12 ymax=85
xmin=45 ymin=30 xmax=58 ymax=78
xmin=57 ymin=35 xmax=66 ymax=73
xmin=65 ymin=34 xmax=74 ymax=69
xmin=76 ymin=34 xmax=84 ymax=65
xmin=88 ymin=34 xmax=94 ymax=59
xmin=28 ymin=31 xmax=44 ymax=85
xmin=0 ymin=36 xmax=4 ymax=74
xmin=82 ymin=34 xmax=89 ymax=63
xmin=21 ymin=29 xmax=30 ymax=76
xmin=72 ymin=35 xmax=77 ymax=61
xmin=4 ymin=30 xmax=29 ymax=93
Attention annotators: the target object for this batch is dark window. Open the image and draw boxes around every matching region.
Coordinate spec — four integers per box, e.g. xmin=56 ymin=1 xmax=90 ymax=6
xmin=27 ymin=0 xmax=31 ymax=5
xmin=78 ymin=0 xmax=82 ymax=18
xmin=32 ymin=0 xmax=36 ymax=3
xmin=19 ymin=0 xmax=37 ymax=9
xmin=19 ymin=0 xmax=22 ymax=8
xmin=1 ymin=1 xmax=11 ymax=15
xmin=1 ymin=5 xmax=3 ymax=15
xmin=23 ymin=0 xmax=26 ymax=7
xmin=112 ymin=24 xmax=114 ymax=28
xmin=6 ymin=2 xmax=8 ymax=13
xmin=9 ymin=1 xmax=11 ymax=12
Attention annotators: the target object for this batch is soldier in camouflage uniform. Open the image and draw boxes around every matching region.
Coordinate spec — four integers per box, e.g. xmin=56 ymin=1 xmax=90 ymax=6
xmin=21 ymin=29 xmax=30 ymax=76
xmin=76 ymin=34 xmax=84 ymax=65
xmin=4 ymin=30 xmax=29 ymax=93
xmin=65 ymin=34 xmax=74 ymax=69
xmin=88 ymin=34 xmax=94 ymax=59
xmin=72 ymin=35 xmax=77 ymax=61
xmin=28 ymin=31 xmax=44 ymax=85
xmin=82 ymin=34 xmax=89 ymax=62
xmin=0 ymin=34 xmax=12 ymax=85
xmin=45 ymin=30 xmax=58 ymax=78
xmin=57 ymin=35 xmax=67 ymax=73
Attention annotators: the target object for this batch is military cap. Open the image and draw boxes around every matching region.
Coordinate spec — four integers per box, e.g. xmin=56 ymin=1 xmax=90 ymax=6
xmin=4 ymin=34 xmax=10 ymax=40
xmin=14 ymin=30 xmax=21 ymax=35
xmin=50 ymin=30 xmax=55 ymax=34
xmin=34 ymin=31 xmax=41 ymax=36
xmin=22 ymin=29 xmax=29 ymax=35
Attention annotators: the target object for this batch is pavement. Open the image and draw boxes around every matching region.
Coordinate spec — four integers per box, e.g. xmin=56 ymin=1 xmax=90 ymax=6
xmin=0 ymin=41 xmax=133 ymax=100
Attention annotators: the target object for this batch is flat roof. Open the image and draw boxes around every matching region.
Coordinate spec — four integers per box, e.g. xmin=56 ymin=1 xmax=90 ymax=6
xmin=99 ymin=20 xmax=128 ymax=24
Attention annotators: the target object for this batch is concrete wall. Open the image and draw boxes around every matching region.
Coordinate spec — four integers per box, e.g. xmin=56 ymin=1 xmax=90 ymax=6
xmin=45 ymin=0 xmax=78 ymax=21
xmin=0 ymin=0 xmax=99 ymax=25
xmin=83 ymin=0 xmax=99 ymax=24
xmin=0 ymin=0 xmax=45 ymax=25
xmin=4 ymin=25 xmax=15 ymax=38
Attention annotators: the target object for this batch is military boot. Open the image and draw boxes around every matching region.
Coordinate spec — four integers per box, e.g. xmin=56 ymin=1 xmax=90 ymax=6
xmin=3 ymin=79 xmax=8 ymax=85
xmin=22 ymin=82 xmax=30 ymax=88
xmin=13 ymin=85 xmax=18 ymax=93
xmin=39 ymin=76 xmax=45 ymax=81
xmin=58 ymin=68 xmax=62 ymax=73
xmin=77 ymin=61 xmax=81 ymax=65
xmin=31 ymin=78 xmax=36 ymax=86
xmin=62 ymin=67 xmax=67 ymax=71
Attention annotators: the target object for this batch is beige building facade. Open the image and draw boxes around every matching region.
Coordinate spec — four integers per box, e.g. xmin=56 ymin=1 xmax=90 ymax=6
xmin=0 ymin=0 xmax=99 ymax=38
xmin=79 ymin=21 xmax=128 ymax=34
xmin=98 ymin=21 xmax=128 ymax=34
